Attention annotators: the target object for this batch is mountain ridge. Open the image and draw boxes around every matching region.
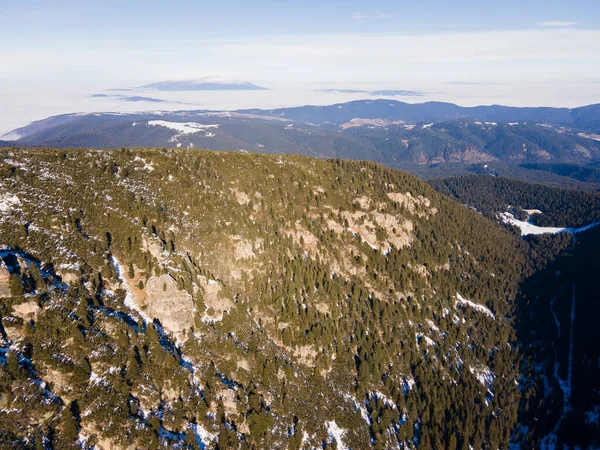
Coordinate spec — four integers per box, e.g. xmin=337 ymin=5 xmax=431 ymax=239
xmin=6 ymin=112 xmax=600 ymax=171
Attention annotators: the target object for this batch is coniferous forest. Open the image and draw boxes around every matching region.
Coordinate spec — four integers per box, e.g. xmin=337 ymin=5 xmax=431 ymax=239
xmin=0 ymin=148 xmax=598 ymax=449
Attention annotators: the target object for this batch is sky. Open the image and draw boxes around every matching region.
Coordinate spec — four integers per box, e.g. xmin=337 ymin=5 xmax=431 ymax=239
xmin=1 ymin=0 xmax=600 ymax=135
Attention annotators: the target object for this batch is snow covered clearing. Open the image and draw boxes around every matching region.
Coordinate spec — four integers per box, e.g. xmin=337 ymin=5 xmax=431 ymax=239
xmin=147 ymin=120 xmax=219 ymax=134
xmin=499 ymin=212 xmax=600 ymax=236
xmin=456 ymin=293 xmax=496 ymax=319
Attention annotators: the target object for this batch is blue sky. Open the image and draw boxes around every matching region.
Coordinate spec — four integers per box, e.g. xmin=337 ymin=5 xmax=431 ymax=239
xmin=2 ymin=0 xmax=598 ymax=38
xmin=1 ymin=1 xmax=600 ymax=133
xmin=1 ymin=0 xmax=598 ymax=46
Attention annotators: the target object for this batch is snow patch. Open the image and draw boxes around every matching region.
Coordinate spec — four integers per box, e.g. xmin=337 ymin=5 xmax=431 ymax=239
xmin=325 ymin=421 xmax=347 ymax=449
xmin=0 ymin=194 xmax=21 ymax=213
xmin=456 ymin=293 xmax=495 ymax=320
xmin=134 ymin=156 xmax=154 ymax=172
xmin=190 ymin=423 xmax=217 ymax=448
xmin=469 ymin=364 xmax=495 ymax=387
xmin=585 ymin=407 xmax=600 ymax=425
xmin=500 ymin=212 xmax=600 ymax=236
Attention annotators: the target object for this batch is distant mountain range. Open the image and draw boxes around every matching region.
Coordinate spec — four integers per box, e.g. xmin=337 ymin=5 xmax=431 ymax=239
xmin=4 ymin=100 xmax=600 ymax=184
xmin=238 ymin=99 xmax=600 ymax=132
xmin=140 ymin=78 xmax=268 ymax=91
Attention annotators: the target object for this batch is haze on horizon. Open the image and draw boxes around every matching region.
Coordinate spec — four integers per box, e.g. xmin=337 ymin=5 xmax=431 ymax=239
xmin=1 ymin=0 xmax=600 ymax=135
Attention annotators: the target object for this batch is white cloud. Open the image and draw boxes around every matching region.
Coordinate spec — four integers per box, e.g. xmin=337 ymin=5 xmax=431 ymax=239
xmin=538 ymin=21 xmax=578 ymax=28
xmin=1 ymin=27 xmax=600 ymax=133
xmin=352 ymin=12 xmax=389 ymax=20
xmin=2 ymin=29 xmax=599 ymax=86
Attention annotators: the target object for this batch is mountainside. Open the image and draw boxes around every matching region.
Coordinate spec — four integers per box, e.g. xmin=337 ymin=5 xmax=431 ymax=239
xmin=429 ymin=175 xmax=600 ymax=228
xmin=0 ymin=147 xmax=534 ymax=449
xmin=6 ymin=108 xmax=600 ymax=169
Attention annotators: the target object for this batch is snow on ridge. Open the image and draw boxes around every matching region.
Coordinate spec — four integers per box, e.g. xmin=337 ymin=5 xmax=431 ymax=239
xmin=456 ymin=293 xmax=495 ymax=320
xmin=500 ymin=212 xmax=600 ymax=236
xmin=147 ymin=120 xmax=220 ymax=135
xmin=325 ymin=421 xmax=347 ymax=449
xmin=110 ymin=255 xmax=150 ymax=323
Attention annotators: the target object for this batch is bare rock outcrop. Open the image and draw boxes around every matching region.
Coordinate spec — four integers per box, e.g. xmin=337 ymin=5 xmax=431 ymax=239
xmin=12 ymin=301 xmax=41 ymax=320
xmin=198 ymin=276 xmax=233 ymax=320
xmin=144 ymin=274 xmax=195 ymax=333
xmin=0 ymin=261 xmax=10 ymax=297
xmin=387 ymin=192 xmax=437 ymax=217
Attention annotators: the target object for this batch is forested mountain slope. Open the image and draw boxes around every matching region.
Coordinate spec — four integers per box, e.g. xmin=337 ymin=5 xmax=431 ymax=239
xmin=430 ymin=175 xmax=600 ymax=228
xmin=0 ymin=148 xmax=532 ymax=449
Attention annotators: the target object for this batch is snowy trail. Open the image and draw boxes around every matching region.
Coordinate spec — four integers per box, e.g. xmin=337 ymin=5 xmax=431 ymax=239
xmin=549 ymin=295 xmax=561 ymax=338
xmin=565 ymin=285 xmax=575 ymax=412
xmin=541 ymin=284 xmax=576 ymax=449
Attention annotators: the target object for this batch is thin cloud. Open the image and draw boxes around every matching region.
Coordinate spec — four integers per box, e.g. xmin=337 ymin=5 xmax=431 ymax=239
xmin=352 ymin=12 xmax=389 ymax=20
xmin=538 ymin=21 xmax=578 ymax=28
